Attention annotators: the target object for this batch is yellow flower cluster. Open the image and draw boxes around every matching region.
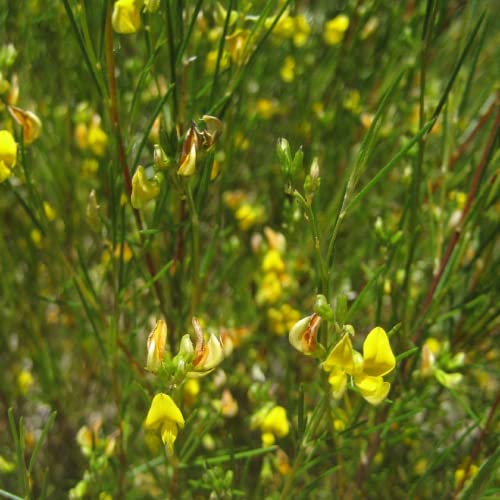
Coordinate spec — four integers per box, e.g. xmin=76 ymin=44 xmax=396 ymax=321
xmin=322 ymin=327 xmax=396 ymax=405
xmin=266 ymin=12 xmax=311 ymax=47
xmin=323 ymin=14 xmax=350 ymax=46
xmin=267 ymin=304 xmax=300 ymax=336
xmin=251 ymin=405 xmax=290 ymax=446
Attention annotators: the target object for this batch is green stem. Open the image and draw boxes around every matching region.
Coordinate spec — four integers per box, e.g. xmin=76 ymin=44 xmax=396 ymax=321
xmin=294 ymin=191 xmax=328 ymax=294
xmin=186 ymin=182 xmax=200 ymax=317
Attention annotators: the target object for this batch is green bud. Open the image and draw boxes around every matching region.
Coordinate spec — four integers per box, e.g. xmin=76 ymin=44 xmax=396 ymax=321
xmin=290 ymin=147 xmax=304 ymax=177
xmin=313 ymin=294 xmax=334 ymax=321
xmin=276 ymin=137 xmax=292 ymax=173
xmin=153 ymin=144 xmax=172 ymax=170
xmin=335 ymin=294 xmax=348 ymax=326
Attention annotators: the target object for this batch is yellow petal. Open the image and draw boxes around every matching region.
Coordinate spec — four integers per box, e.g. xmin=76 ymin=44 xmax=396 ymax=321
xmin=261 ymin=406 xmax=289 ymax=438
xmin=355 ymin=374 xmax=390 ymax=405
xmin=160 ymin=421 xmax=179 ymax=453
xmin=131 ymin=165 xmax=161 ymax=209
xmin=112 ymin=0 xmax=142 ymax=34
xmin=146 ymin=320 xmax=167 ymax=372
xmin=0 ymin=130 xmax=17 ymax=169
xmin=177 ymin=142 xmax=197 ymax=176
xmin=323 ymin=334 xmax=354 ymax=373
xmin=328 ymin=367 xmax=347 ymax=400
xmin=144 ymin=393 xmax=185 ymax=431
xmin=0 ymin=161 xmax=12 ymax=183
xmin=362 ymin=327 xmax=396 ymax=377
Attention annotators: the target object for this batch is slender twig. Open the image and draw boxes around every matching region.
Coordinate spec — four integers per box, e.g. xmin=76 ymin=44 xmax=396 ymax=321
xmin=104 ymin=3 xmax=169 ymax=325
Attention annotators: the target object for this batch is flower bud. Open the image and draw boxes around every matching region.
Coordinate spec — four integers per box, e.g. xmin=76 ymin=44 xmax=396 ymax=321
xmin=313 ymin=294 xmax=334 ymax=321
xmin=146 ymin=320 xmax=167 ymax=372
xmin=289 ymin=313 xmax=321 ymax=355
xmin=190 ymin=318 xmax=224 ymax=375
xmin=8 ymin=106 xmax=42 ymax=144
xmin=153 ymin=144 xmax=172 ymax=170
xmin=177 ymin=126 xmax=198 ymax=176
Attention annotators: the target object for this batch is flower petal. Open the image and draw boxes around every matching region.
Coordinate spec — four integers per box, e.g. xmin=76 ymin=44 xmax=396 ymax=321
xmin=328 ymin=367 xmax=347 ymax=400
xmin=323 ymin=334 xmax=354 ymax=373
xmin=144 ymin=393 xmax=185 ymax=431
xmin=362 ymin=327 xmax=396 ymax=377
xmin=354 ymin=374 xmax=390 ymax=406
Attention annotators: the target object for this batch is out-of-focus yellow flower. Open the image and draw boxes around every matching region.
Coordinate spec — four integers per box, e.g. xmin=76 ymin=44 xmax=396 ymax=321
xmin=183 ymin=378 xmax=200 ymax=405
xmin=260 ymin=406 xmax=290 ymax=445
xmin=235 ymin=203 xmax=265 ymax=230
xmin=220 ymin=388 xmax=238 ymax=417
xmin=144 ymin=393 xmax=185 ymax=454
xmin=43 ymin=201 xmax=56 ymax=222
xmin=262 ymin=249 xmax=285 ymax=274
xmin=87 ymin=122 xmax=108 ymax=157
xmin=225 ymin=29 xmax=251 ymax=65
xmin=0 ymin=129 xmax=17 ymax=183
xmin=257 ymin=272 xmax=282 ymax=305
xmin=205 ymin=49 xmax=230 ymax=74
xmin=267 ymin=13 xmax=295 ymax=39
xmin=113 ymin=242 xmax=133 ymax=262
xmin=449 ymin=190 xmax=467 ymax=210
xmin=276 ymin=449 xmax=291 ymax=475
xmin=74 ymin=123 xmax=88 ymax=150
xmin=16 ymin=370 xmax=34 ymax=395
xmin=323 ymin=14 xmax=349 ymax=46
xmin=112 ymin=0 xmax=143 ymax=34
xmin=30 ymin=229 xmax=42 ymax=247
xmin=131 ymin=165 xmax=161 ymax=209
xmin=454 ymin=464 xmax=479 ymax=487
xmin=256 ymin=98 xmax=279 ymax=120
xmin=293 ymin=15 xmax=311 ymax=47
xmin=280 ymin=56 xmax=295 ymax=83
xmin=146 ymin=320 xmax=167 ymax=372
xmin=343 ymin=89 xmax=361 ymax=114
xmin=267 ymin=304 xmax=301 ymax=336
xmin=323 ymin=327 xmax=396 ymax=405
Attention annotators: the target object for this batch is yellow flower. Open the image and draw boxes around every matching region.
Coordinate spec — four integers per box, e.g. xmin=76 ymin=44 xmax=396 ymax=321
xmin=144 ymin=393 xmax=185 ymax=453
xmin=280 ymin=56 xmax=295 ymax=83
xmin=323 ymin=14 xmax=349 ymax=46
xmin=112 ymin=0 xmax=143 ymax=34
xmin=146 ymin=320 xmax=167 ymax=372
xmin=293 ymin=15 xmax=311 ymax=47
xmin=262 ymin=249 xmax=285 ymax=273
xmin=0 ymin=129 xmax=17 ymax=183
xmin=131 ymin=165 xmax=161 ymax=209
xmin=361 ymin=326 xmax=396 ymax=377
xmin=225 ymin=29 xmax=251 ymax=65
xmin=87 ymin=122 xmax=108 ymax=157
xmin=260 ymin=406 xmax=290 ymax=445
xmin=323 ymin=327 xmax=396 ymax=405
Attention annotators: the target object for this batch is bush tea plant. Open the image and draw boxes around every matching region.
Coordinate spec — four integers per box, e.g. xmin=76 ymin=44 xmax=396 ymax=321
xmin=0 ymin=1 xmax=499 ymax=498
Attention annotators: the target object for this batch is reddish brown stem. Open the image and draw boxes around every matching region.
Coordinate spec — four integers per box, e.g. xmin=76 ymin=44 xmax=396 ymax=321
xmin=412 ymin=106 xmax=500 ymax=346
